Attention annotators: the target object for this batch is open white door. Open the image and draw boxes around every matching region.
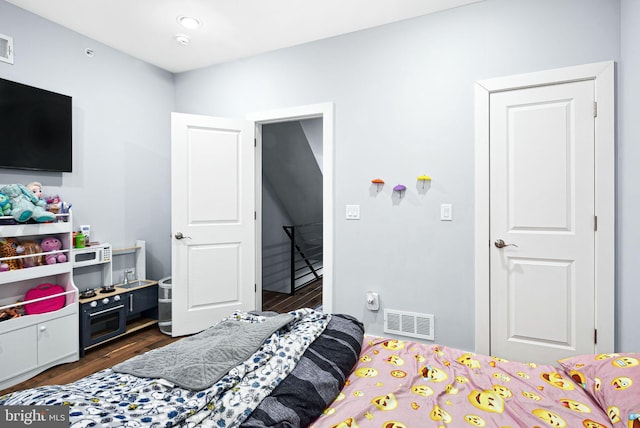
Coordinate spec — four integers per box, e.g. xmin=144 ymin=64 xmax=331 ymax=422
xmin=171 ymin=113 xmax=255 ymax=336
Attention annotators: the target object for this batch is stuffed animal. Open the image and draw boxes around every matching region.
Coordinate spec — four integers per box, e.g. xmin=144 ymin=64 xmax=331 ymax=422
xmin=0 ymin=183 xmax=55 ymax=223
xmin=20 ymin=240 xmax=45 ymax=268
xmin=0 ymin=193 xmax=11 ymax=216
xmin=0 ymin=238 xmax=24 ymax=270
xmin=40 ymin=237 xmax=67 ymax=264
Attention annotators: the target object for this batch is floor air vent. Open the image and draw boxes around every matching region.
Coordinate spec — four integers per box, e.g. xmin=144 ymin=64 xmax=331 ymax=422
xmin=0 ymin=33 xmax=14 ymax=64
xmin=384 ymin=309 xmax=434 ymax=340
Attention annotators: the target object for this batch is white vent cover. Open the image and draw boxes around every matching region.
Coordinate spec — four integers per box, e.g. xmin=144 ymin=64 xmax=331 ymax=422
xmin=384 ymin=309 xmax=434 ymax=340
xmin=0 ymin=33 xmax=14 ymax=64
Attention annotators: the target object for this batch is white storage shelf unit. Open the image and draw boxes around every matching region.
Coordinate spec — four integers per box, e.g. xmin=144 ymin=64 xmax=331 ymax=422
xmin=0 ymin=213 xmax=79 ymax=389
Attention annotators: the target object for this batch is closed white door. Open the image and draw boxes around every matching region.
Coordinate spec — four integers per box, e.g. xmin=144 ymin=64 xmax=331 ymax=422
xmin=171 ymin=113 xmax=255 ymax=336
xmin=489 ymin=80 xmax=595 ymax=365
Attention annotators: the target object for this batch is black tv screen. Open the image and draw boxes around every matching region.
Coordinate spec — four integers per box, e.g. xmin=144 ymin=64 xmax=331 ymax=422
xmin=0 ymin=77 xmax=72 ymax=172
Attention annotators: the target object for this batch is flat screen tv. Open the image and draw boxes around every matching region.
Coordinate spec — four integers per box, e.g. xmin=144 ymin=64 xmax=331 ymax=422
xmin=0 ymin=77 xmax=72 ymax=172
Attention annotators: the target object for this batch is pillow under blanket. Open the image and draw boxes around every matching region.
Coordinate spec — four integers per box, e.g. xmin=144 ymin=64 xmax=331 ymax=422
xmin=241 ymin=313 xmax=365 ymax=428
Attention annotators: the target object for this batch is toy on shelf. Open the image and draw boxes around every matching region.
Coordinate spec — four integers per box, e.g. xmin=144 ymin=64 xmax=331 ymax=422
xmin=41 ymin=237 xmax=67 ymax=264
xmin=21 ymin=240 xmax=45 ymax=268
xmin=0 ymin=183 xmax=55 ymax=223
xmin=0 ymin=193 xmax=11 ymax=216
xmin=0 ymin=238 xmax=24 ymax=271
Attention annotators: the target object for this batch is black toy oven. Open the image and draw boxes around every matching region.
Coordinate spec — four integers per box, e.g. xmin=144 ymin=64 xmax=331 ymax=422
xmin=80 ymin=293 xmax=126 ymax=354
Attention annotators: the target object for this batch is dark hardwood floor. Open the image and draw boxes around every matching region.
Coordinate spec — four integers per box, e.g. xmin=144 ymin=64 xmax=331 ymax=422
xmin=0 ymin=279 xmax=322 ymax=396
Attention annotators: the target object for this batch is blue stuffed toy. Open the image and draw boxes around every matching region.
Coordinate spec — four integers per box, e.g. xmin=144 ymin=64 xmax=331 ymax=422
xmin=0 ymin=193 xmax=10 ymax=216
xmin=0 ymin=184 xmax=55 ymax=223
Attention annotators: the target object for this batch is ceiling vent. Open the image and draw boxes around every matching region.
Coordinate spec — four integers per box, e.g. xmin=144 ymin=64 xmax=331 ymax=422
xmin=0 ymin=33 xmax=14 ymax=64
xmin=384 ymin=309 xmax=434 ymax=341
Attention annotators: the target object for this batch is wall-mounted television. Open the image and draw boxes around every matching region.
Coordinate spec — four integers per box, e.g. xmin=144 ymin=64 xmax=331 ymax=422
xmin=0 ymin=77 xmax=72 ymax=172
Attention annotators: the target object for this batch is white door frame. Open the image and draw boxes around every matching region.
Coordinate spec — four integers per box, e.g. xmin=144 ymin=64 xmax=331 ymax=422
xmin=474 ymin=61 xmax=615 ymax=355
xmin=248 ymin=103 xmax=334 ymax=313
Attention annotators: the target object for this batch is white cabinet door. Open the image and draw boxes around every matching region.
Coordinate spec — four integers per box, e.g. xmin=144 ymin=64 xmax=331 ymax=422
xmin=0 ymin=326 xmax=37 ymax=380
xmin=37 ymin=314 xmax=78 ymax=366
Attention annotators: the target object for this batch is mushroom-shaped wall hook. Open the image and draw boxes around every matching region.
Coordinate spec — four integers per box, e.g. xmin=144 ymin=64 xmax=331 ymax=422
xmin=393 ymin=184 xmax=407 ymax=197
xmin=371 ymin=178 xmax=385 ymax=192
xmin=417 ymin=174 xmax=432 ymax=189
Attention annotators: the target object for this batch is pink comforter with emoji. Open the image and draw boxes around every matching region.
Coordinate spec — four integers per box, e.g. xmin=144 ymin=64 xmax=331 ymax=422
xmin=312 ymin=336 xmax=614 ymax=428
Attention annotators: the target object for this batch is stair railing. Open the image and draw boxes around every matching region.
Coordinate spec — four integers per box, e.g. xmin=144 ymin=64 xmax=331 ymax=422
xmin=282 ymin=222 xmax=323 ymax=295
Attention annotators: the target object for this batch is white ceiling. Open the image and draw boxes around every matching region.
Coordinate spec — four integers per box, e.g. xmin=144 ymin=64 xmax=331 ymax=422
xmin=6 ymin=0 xmax=483 ymax=73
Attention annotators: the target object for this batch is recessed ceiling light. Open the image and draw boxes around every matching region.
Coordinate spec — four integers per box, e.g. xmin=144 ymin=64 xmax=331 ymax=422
xmin=175 ymin=34 xmax=191 ymax=46
xmin=177 ymin=16 xmax=200 ymax=29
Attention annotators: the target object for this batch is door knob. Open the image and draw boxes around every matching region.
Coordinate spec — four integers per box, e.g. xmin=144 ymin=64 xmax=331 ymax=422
xmin=494 ymin=239 xmax=518 ymax=248
xmin=174 ymin=232 xmax=191 ymax=240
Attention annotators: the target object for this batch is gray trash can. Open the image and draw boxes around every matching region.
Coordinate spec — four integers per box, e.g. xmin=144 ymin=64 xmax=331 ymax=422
xmin=158 ymin=277 xmax=172 ymax=335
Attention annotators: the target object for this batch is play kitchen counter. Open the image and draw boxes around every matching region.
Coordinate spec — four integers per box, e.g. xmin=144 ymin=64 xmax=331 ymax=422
xmin=79 ymin=279 xmax=158 ymax=355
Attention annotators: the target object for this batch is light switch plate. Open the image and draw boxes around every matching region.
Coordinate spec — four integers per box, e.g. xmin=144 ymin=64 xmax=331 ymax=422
xmin=346 ymin=204 xmax=360 ymax=220
xmin=440 ymin=204 xmax=453 ymax=221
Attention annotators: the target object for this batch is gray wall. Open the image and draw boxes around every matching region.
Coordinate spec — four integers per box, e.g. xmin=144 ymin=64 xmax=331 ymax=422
xmin=175 ymin=0 xmax=625 ymax=351
xmin=2 ymin=0 xmax=638 ymax=352
xmin=0 ymin=1 xmax=174 ymax=281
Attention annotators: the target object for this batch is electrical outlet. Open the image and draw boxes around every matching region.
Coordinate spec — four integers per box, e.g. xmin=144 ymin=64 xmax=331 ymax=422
xmin=366 ymin=291 xmax=379 ymax=311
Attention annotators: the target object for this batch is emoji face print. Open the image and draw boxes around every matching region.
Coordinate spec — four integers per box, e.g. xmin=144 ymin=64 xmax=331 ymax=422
xmin=468 ymin=389 xmax=505 ymax=414
xmin=558 ymin=398 xmax=591 ymax=413
xmin=382 ymin=340 xmax=405 ymax=351
xmin=390 ymin=370 xmax=407 ymax=378
xmin=411 ymin=402 xmax=420 ymax=410
xmin=334 ymin=392 xmax=346 ymax=402
xmin=492 ymin=372 xmax=510 ymax=382
xmin=360 ymin=355 xmax=372 ymax=363
xmin=420 ymin=365 xmax=448 ymax=382
xmin=411 ymin=384 xmax=434 ymax=397
xmin=445 ymin=383 xmax=459 ymax=394
xmin=568 ymin=370 xmax=586 ymax=388
xmin=593 ymin=377 xmax=601 ymax=392
xmin=595 ymin=353 xmax=619 ymax=360
xmin=611 ymin=376 xmax=632 ymax=390
xmin=385 ymin=355 xmax=405 ymax=366
xmin=415 ymin=354 xmax=426 ymax=363
xmin=430 ymin=405 xmax=453 ymax=423
xmin=458 ymin=353 xmax=481 ymax=369
xmin=330 ymin=417 xmax=359 ymax=428
xmin=540 ymin=372 xmax=575 ymax=390
xmin=382 ymin=421 xmax=407 ymax=428
xmin=372 ymin=393 xmax=399 ymax=411
xmin=522 ymin=391 xmax=542 ymax=401
xmin=516 ymin=372 xmax=530 ymax=380
xmin=582 ymin=419 xmax=609 ymax=428
xmin=612 ymin=356 xmax=639 ymax=368
xmin=353 ymin=391 xmax=365 ymax=397
xmin=492 ymin=385 xmax=512 ymax=399
xmin=355 ymin=367 xmax=378 ymax=378
xmin=606 ymin=406 xmax=620 ymax=424
xmin=456 ymin=375 xmax=470 ymax=384
xmin=464 ymin=414 xmax=486 ymax=427
xmin=532 ymin=409 xmax=567 ymax=427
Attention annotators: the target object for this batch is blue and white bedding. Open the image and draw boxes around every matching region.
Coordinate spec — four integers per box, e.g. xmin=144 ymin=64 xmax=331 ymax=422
xmin=1 ymin=309 xmax=331 ymax=428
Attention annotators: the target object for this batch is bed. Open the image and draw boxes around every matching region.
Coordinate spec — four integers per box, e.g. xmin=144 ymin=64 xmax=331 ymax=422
xmin=1 ymin=308 xmax=638 ymax=428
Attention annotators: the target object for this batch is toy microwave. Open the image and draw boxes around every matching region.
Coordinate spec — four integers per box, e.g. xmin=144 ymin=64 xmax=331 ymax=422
xmin=72 ymin=243 xmax=112 ymax=267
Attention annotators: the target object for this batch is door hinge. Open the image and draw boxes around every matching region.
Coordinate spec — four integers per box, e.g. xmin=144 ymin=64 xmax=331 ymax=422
xmin=254 ymin=138 xmax=257 ymax=147
xmin=594 ymin=215 xmax=598 ymax=231
xmin=594 ymin=328 xmax=597 ymax=344
xmin=254 ymin=284 xmax=257 ymax=293
xmin=254 ymin=211 xmax=257 ymax=220
xmin=593 ymin=101 xmax=598 ymax=118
